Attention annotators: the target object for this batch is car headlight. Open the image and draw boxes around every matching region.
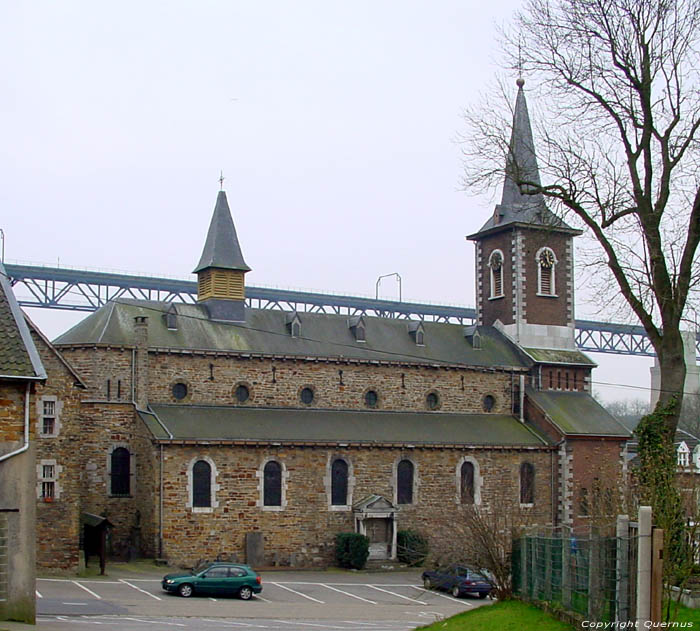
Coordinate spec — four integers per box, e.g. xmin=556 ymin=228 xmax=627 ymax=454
xmin=165 ymin=579 xmax=175 ymax=584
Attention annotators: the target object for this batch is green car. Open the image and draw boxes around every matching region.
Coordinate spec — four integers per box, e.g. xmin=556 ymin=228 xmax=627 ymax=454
xmin=162 ymin=562 xmax=262 ymax=599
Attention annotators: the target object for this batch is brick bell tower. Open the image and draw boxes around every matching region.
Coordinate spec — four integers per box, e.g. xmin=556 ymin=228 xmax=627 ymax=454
xmin=193 ymin=188 xmax=251 ymax=322
xmin=467 ymin=79 xmax=582 ymax=351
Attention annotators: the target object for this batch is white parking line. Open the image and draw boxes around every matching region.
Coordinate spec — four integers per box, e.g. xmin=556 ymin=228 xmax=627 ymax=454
xmin=273 ymin=621 xmax=347 ymax=629
xmin=201 ymin=619 xmax=272 ymax=628
xmin=119 ymin=578 xmax=162 ymax=600
xmin=316 ymin=583 xmax=377 ymax=604
xmin=366 ymin=584 xmax=425 ymax=604
xmin=72 ymin=580 xmax=102 ymax=599
xmin=63 ymin=602 xmax=88 ymax=605
xmin=35 ymin=590 xmax=42 ymax=599
xmin=269 ymin=582 xmax=325 ymax=604
xmin=410 ymin=586 xmax=464 ymax=602
xmin=120 ymin=617 xmax=186 ymax=627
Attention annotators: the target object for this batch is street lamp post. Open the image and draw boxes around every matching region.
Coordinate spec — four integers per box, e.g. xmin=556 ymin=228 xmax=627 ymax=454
xmin=375 ymin=273 xmax=402 ymax=302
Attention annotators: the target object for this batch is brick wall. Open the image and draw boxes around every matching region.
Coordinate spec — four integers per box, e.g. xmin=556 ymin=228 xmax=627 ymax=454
xmin=477 ymin=231 xmax=514 ymax=327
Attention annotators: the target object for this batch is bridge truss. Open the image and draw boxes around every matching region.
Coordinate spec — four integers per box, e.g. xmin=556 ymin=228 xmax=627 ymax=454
xmin=5 ymin=263 xmax=696 ymax=358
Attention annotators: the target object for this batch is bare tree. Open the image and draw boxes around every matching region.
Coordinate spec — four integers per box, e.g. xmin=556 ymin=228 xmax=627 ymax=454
xmin=463 ymin=0 xmax=700 ymax=435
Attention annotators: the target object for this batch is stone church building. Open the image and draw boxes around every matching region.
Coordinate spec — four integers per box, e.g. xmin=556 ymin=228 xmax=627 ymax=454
xmin=18 ymin=82 xmax=630 ymax=571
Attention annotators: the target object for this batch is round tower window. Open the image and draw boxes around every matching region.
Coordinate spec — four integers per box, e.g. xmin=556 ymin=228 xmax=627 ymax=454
xmin=426 ymin=391 xmax=440 ymax=410
xmin=300 ymin=387 xmax=315 ymax=405
xmin=364 ymin=390 xmax=378 ymax=408
xmin=483 ymin=394 xmax=495 ymax=412
xmin=172 ymin=382 xmax=188 ymax=400
xmin=235 ymin=384 xmax=250 ymax=403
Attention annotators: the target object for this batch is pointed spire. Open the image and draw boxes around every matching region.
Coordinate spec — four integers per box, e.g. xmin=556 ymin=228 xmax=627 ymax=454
xmin=193 ymin=190 xmax=251 ymax=274
xmin=499 ymin=78 xmax=546 ymax=209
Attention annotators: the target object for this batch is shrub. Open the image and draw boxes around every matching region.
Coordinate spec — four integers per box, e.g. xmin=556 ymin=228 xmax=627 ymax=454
xmin=397 ymin=529 xmax=429 ymax=566
xmin=335 ymin=532 xmax=370 ymax=569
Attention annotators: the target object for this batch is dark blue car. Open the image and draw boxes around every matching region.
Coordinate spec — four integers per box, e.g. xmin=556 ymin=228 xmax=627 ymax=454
xmin=421 ymin=565 xmax=492 ymax=599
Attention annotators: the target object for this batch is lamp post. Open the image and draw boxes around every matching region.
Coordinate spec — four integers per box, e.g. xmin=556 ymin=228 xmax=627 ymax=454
xmin=375 ymin=273 xmax=402 ymax=302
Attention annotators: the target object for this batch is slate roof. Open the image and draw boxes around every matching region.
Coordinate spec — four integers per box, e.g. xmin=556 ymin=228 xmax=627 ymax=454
xmin=54 ymin=300 xmax=528 ymax=370
xmin=139 ymin=404 xmax=548 ymax=446
xmin=468 ymin=82 xmax=580 ymax=239
xmin=193 ymin=190 xmax=251 ymax=273
xmin=0 ymin=261 xmax=46 ymax=380
xmin=526 ymin=386 xmax=631 ymax=437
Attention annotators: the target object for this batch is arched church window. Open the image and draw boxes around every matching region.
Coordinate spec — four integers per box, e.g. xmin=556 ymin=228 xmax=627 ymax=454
xmin=537 ymin=248 xmax=557 ymax=296
xmin=460 ymin=461 xmax=475 ymax=504
xmin=264 ymin=460 xmax=282 ymax=507
xmin=488 ymin=250 xmax=504 ymax=298
xmin=110 ymin=447 xmax=131 ymax=496
xmin=192 ymin=460 xmax=212 ymax=508
xmin=520 ymin=462 xmax=535 ymax=505
xmin=397 ymin=459 xmax=414 ymax=504
xmin=331 ymin=459 xmax=349 ymax=506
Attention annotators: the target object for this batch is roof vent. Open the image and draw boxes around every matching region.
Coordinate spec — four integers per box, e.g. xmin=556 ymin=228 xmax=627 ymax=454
xmin=286 ymin=312 xmax=302 ymax=338
xmin=464 ymin=325 xmax=481 ymax=349
xmin=407 ymin=321 xmax=425 ymax=347
xmin=348 ymin=315 xmax=366 ymax=343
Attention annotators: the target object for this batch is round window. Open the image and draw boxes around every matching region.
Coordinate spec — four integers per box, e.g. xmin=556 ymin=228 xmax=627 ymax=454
xmin=300 ymin=387 xmax=315 ymax=405
xmin=483 ymin=394 xmax=495 ymax=412
xmin=235 ymin=384 xmax=250 ymax=403
xmin=172 ymin=382 xmax=188 ymax=400
xmin=364 ymin=390 xmax=378 ymax=408
xmin=426 ymin=391 xmax=439 ymax=410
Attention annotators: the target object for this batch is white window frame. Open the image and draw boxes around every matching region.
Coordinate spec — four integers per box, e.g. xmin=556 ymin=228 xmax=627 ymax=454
xmin=256 ymin=457 xmax=289 ymax=512
xmin=535 ymin=247 xmax=558 ymax=297
xmin=38 ymin=395 xmax=61 ymax=437
xmin=487 ymin=249 xmax=505 ymax=299
xmin=186 ymin=456 xmax=220 ymax=513
xmin=455 ymin=456 xmax=482 ymax=506
xmin=37 ymin=458 xmax=62 ymax=500
xmin=323 ymin=455 xmax=356 ymax=511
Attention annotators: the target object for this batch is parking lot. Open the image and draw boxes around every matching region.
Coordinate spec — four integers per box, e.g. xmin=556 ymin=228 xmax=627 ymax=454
xmin=31 ymin=570 xmax=491 ymax=631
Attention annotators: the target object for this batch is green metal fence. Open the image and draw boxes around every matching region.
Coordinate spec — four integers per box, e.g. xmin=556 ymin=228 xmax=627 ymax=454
xmin=513 ymin=527 xmax=638 ymax=622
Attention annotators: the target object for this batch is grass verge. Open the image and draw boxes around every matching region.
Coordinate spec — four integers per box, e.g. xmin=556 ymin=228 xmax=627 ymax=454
xmin=416 ymin=600 xmax=574 ymax=631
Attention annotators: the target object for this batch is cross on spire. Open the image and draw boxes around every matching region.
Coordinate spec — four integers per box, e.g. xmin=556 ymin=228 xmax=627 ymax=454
xmin=219 ymin=171 xmax=225 ymax=191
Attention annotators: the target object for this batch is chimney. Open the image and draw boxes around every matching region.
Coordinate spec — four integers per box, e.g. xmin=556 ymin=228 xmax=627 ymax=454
xmin=133 ymin=316 xmax=149 ymax=410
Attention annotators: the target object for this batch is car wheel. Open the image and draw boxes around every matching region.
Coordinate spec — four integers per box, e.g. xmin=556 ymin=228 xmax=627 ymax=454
xmin=178 ymin=583 xmax=194 ymax=598
xmin=423 ymin=577 xmax=432 ymax=589
xmin=451 ymin=585 xmax=461 ymax=598
xmin=239 ymin=586 xmax=253 ymax=600
xmin=479 ymin=592 xmax=488 ymax=599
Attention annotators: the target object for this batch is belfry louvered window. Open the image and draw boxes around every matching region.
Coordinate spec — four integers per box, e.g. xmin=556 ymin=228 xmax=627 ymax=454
xmin=460 ymin=461 xmax=475 ymax=504
xmin=331 ymin=459 xmax=349 ymax=506
xmin=537 ymin=248 xmax=556 ymax=295
xmin=488 ymin=250 xmax=504 ymax=298
xmin=110 ymin=447 xmax=131 ymax=496
xmin=397 ymin=459 xmax=414 ymax=504
xmin=264 ymin=461 xmax=282 ymax=507
xmin=192 ymin=460 xmax=212 ymax=508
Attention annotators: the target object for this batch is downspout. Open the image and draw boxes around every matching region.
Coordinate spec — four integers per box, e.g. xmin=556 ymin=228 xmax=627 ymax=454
xmin=552 ymin=439 xmax=565 ymax=528
xmin=131 ymin=348 xmax=136 ymax=403
xmin=159 ymin=443 xmax=164 ymax=558
xmin=0 ymin=382 xmax=30 ymax=462
xmin=519 ymin=375 xmax=525 ymax=423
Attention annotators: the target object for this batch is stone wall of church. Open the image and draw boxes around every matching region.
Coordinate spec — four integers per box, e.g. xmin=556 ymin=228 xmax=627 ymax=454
xmin=57 ymin=345 xmax=134 ymax=402
xmin=147 ymin=352 xmax=516 ymax=415
xmin=159 ymin=444 xmax=554 ymax=568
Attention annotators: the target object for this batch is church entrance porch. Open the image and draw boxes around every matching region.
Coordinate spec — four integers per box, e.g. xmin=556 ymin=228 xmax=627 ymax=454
xmin=353 ymin=495 xmax=398 ymax=560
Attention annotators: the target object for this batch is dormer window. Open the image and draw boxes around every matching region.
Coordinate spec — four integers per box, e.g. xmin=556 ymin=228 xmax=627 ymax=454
xmin=286 ymin=312 xmax=302 ymax=338
xmin=536 ymin=247 xmax=557 ymax=296
xmin=408 ymin=321 xmax=425 ymax=346
xmin=463 ymin=325 xmax=481 ymax=349
xmin=678 ymin=441 xmax=690 ymax=468
xmin=488 ymin=250 xmax=504 ymax=299
xmin=348 ymin=315 xmax=366 ymax=343
xmin=165 ymin=305 xmax=178 ymax=330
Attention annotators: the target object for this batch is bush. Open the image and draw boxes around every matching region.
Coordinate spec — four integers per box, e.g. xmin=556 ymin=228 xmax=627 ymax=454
xmin=397 ymin=529 xmax=429 ymax=566
xmin=335 ymin=532 xmax=370 ymax=569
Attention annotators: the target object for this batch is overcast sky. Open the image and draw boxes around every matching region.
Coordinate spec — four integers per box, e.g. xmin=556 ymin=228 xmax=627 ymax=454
xmin=1 ymin=1 xmax=654 ymax=404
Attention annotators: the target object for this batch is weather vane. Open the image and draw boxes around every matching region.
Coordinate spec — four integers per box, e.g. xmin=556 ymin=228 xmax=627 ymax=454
xmin=219 ymin=171 xmax=225 ymax=190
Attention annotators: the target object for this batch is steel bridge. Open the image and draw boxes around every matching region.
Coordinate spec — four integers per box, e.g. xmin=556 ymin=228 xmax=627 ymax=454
xmin=5 ymin=263 xmax=692 ymax=358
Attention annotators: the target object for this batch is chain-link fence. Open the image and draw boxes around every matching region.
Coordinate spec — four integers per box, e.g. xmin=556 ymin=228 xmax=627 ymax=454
xmin=513 ymin=524 xmax=639 ymax=622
